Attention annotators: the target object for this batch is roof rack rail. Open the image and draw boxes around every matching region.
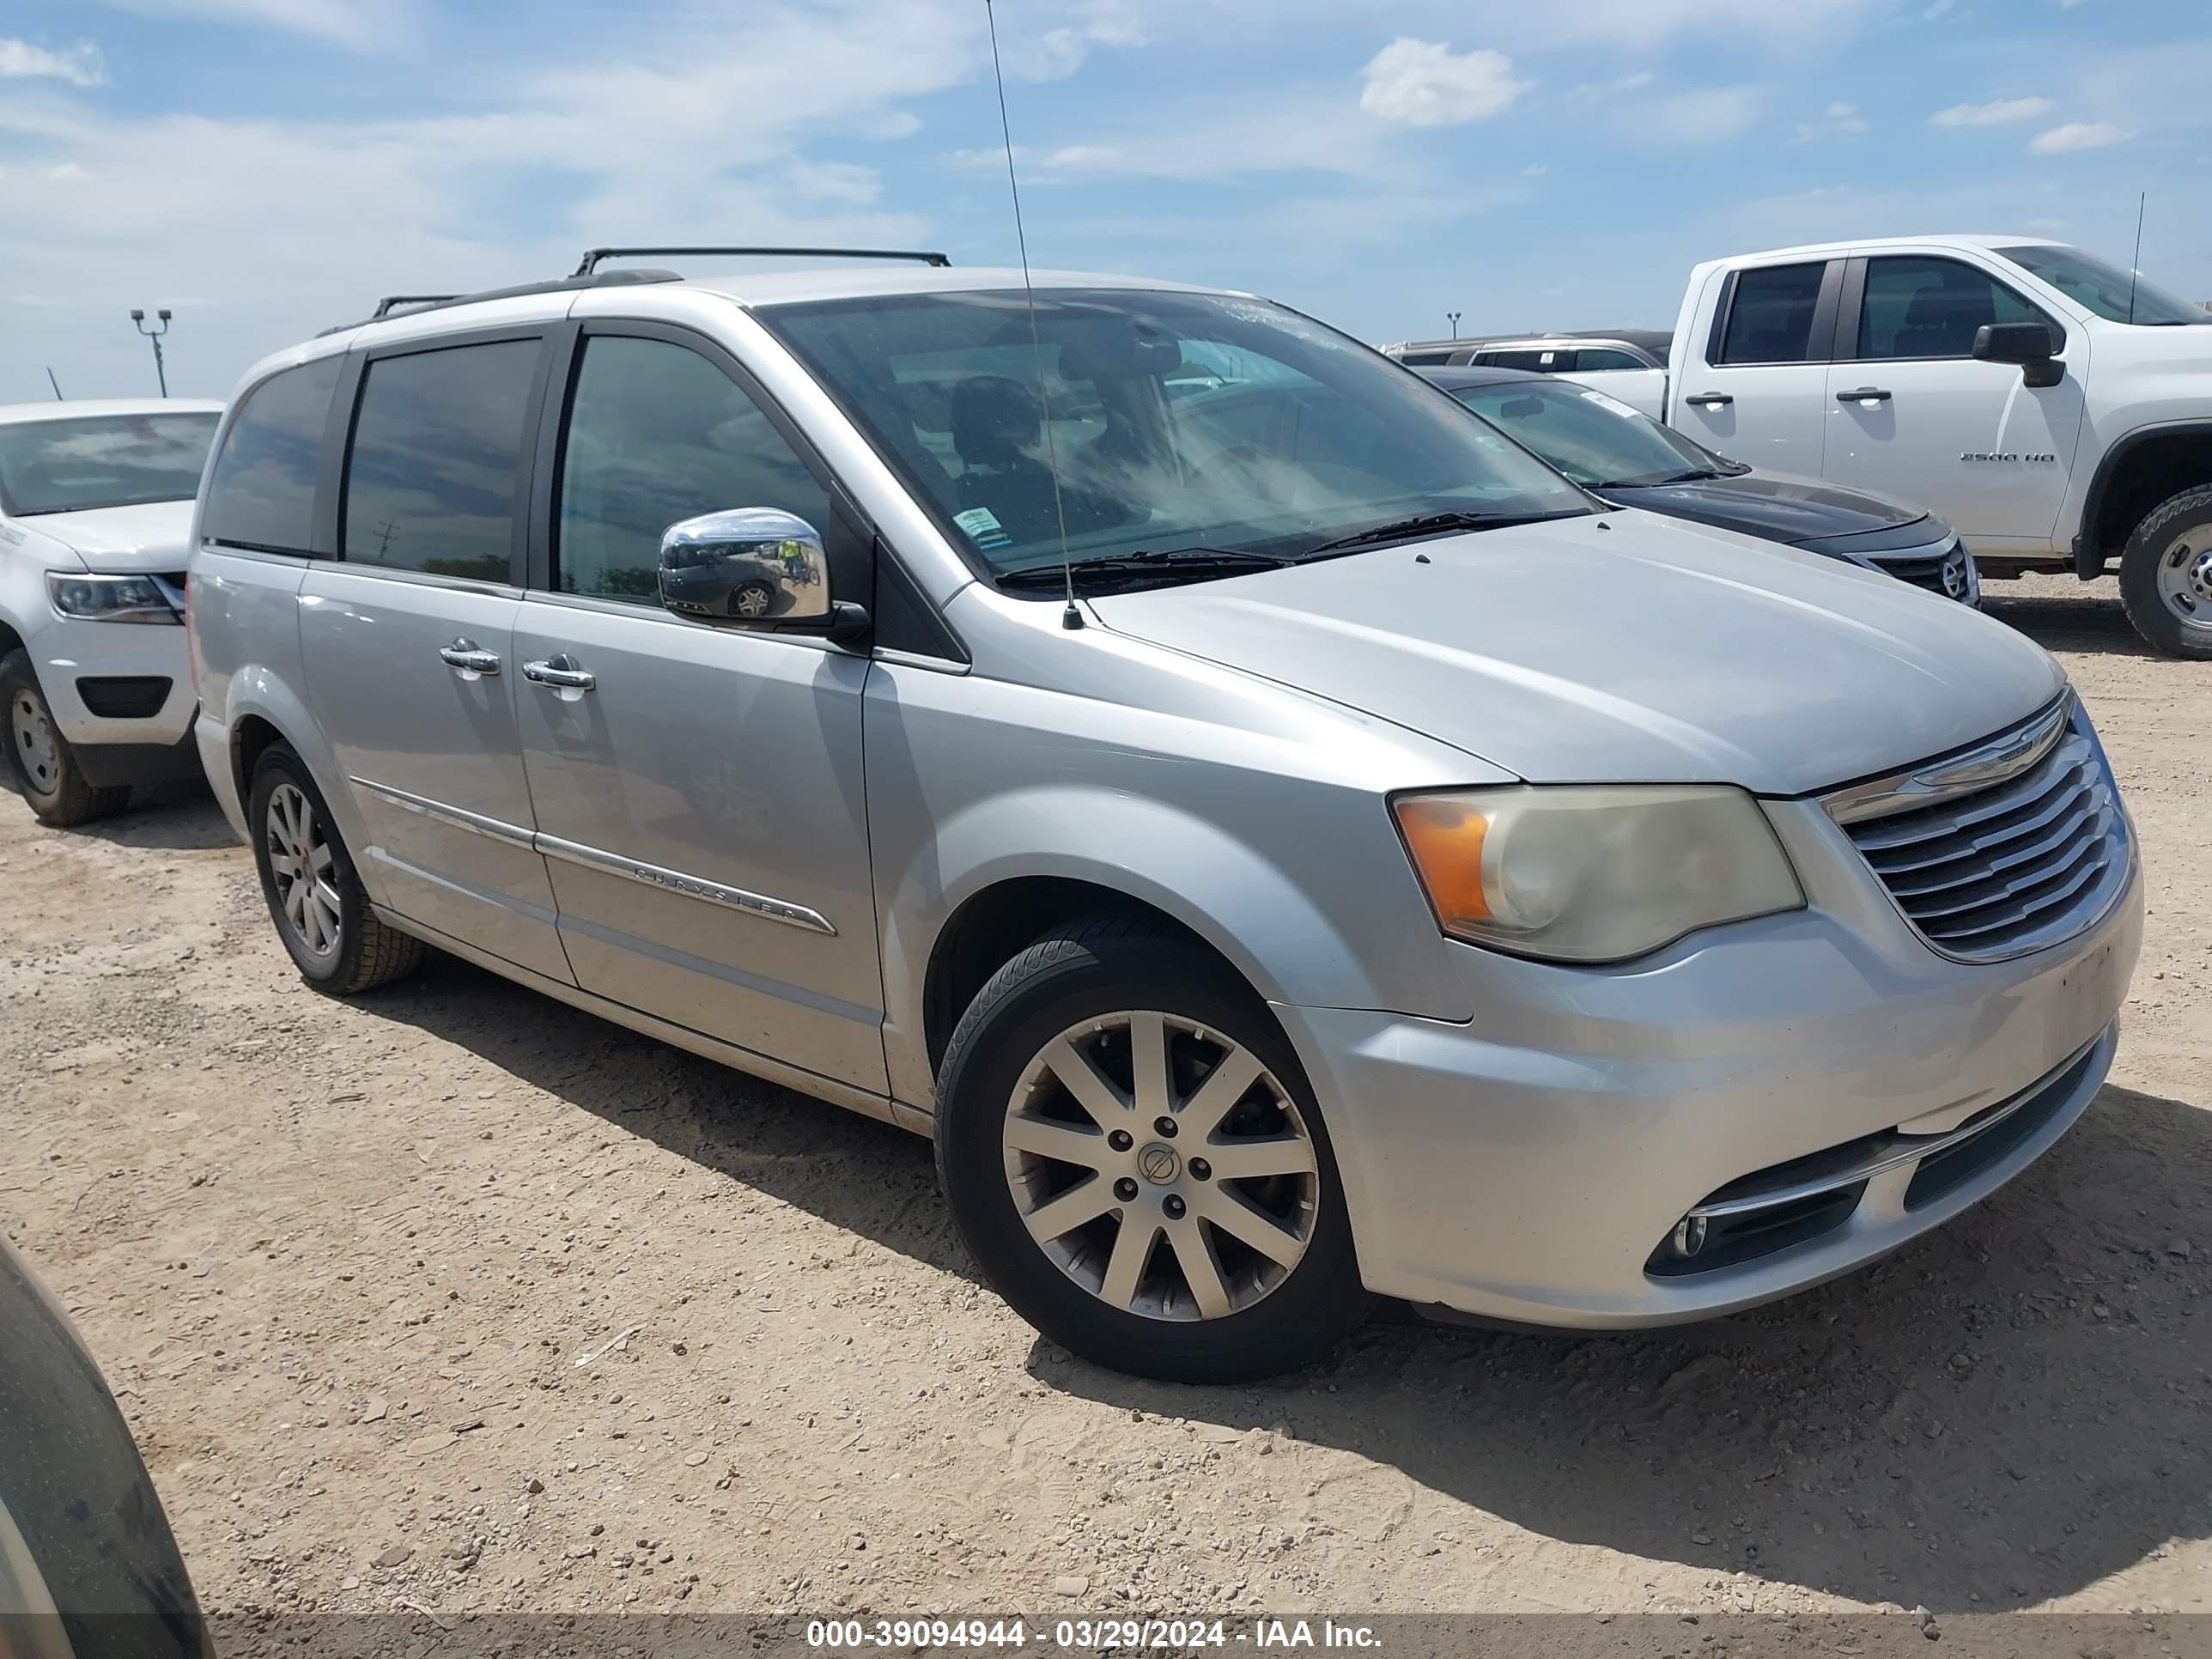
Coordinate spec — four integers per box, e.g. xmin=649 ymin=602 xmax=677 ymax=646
xmin=316 ymin=268 xmax=684 ymax=337
xmin=573 ymin=245 xmax=951 ymax=276
xmin=373 ymin=294 xmax=460 ymax=319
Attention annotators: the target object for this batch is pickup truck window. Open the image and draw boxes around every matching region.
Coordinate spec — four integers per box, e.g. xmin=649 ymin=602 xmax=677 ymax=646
xmin=1715 ymin=264 xmax=1828 ymax=365
xmin=1996 ymin=243 xmax=2209 ymax=326
xmin=1855 ymin=256 xmax=2048 ymax=361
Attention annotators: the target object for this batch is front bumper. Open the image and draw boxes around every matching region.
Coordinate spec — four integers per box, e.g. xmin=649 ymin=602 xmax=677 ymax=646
xmin=32 ymin=612 xmax=196 ymax=750
xmin=1275 ymin=810 xmax=2142 ymax=1328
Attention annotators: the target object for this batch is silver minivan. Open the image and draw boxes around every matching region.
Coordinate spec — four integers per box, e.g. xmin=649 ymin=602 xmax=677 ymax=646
xmin=187 ymin=252 xmax=2142 ymax=1382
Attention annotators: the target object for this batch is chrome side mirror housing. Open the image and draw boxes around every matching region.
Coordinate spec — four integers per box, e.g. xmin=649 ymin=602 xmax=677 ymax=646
xmin=658 ymin=508 xmax=832 ymax=627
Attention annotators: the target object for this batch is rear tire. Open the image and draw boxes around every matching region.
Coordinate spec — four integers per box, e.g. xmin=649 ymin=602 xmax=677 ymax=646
xmin=248 ymin=742 xmax=424 ymax=994
xmin=935 ymin=915 xmax=1370 ymax=1382
xmin=2118 ymin=484 xmax=2212 ymax=659
xmin=2 ymin=649 xmax=131 ymax=828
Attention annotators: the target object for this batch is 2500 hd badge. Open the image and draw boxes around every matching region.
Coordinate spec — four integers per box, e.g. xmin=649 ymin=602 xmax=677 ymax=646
xmin=1961 ymin=451 xmax=2058 ymax=464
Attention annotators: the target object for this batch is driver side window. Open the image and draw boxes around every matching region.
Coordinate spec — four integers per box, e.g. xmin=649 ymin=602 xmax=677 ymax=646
xmin=554 ymin=334 xmax=832 ymax=605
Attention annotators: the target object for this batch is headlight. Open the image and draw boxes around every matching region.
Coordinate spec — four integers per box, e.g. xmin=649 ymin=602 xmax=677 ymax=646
xmin=1392 ymin=784 xmax=1803 ymax=963
xmin=45 ymin=571 xmax=182 ymax=625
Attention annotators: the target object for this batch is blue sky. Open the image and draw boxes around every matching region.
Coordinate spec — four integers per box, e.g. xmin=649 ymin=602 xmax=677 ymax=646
xmin=3 ymin=0 xmax=2208 ymax=404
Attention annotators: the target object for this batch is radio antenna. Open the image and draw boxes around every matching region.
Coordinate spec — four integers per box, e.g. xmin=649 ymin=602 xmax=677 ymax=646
xmin=2126 ymin=191 xmax=2146 ymax=326
xmin=982 ymin=0 xmax=1081 ymax=629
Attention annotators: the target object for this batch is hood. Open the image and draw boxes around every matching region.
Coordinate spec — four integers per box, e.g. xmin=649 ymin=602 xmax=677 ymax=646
xmin=1597 ymin=469 xmax=1924 ymax=548
xmin=1089 ymin=511 xmax=2063 ymax=795
xmin=17 ymin=500 xmax=196 ymax=572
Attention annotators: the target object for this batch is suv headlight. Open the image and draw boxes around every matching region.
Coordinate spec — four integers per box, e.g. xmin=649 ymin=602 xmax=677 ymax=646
xmin=1392 ymin=784 xmax=1803 ymax=963
xmin=46 ymin=571 xmax=182 ymax=625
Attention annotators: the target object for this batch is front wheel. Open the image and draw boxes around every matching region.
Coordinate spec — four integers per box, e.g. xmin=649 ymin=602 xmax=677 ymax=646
xmin=935 ymin=915 xmax=1370 ymax=1382
xmin=2118 ymin=484 xmax=2212 ymax=659
xmin=1 ymin=649 xmax=131 ymax=827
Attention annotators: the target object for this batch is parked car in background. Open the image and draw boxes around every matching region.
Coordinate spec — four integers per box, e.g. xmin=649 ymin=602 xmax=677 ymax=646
xmin=0 ymin=1230 xmax=212 ymax=1658
xmin=1661 ymin=234 xmax=2212 ymax=655
xmin=0 ymin=399 xmax=223 ymax=824
xmin=191 ymin=251 xmax=2136 ymax=1382
xmin=1421 ymin=365 xmax=1977 ymax=604
xmin=1385 ymin=330 xmax=1670 ymax=417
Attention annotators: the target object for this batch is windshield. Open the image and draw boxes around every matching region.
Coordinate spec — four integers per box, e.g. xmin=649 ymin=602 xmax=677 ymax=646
xmin=0 ymin=412 xmax=219 ymax=516
xmin=1996 ymin=244 xmax=2209 ymax=326
xmin=761 ymin=289 xmax=1589 ymax=583
xmin=1449 ymin=380 xmax=1724 ymax=488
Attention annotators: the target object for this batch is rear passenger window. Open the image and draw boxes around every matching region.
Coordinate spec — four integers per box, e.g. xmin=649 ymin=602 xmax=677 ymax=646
xmin=1856 ymin=256 xmax=2050 ymax=361
xmin=341 ymin=340 xmax=538 ymax=582
xmin=1571 ymin=348 xmax=1644 ymax=372
xmin=1717 ymin=264 xmax=1829 ymax=364
xmin=202 ymin=356 xmax=341 ymax=553
xmin=1479 ymin=349 xmax=1553 ymax=371
xmin=553 ymin=335 xmax=832 ymax=605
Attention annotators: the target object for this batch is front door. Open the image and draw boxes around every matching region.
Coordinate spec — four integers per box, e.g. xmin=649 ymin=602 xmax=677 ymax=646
xmin=300 ymin=332 xmax=573 ymax=983
xmin=514 ymin=326 xmax=887 ymax=1093
xmin=1821 ymin=252 xmax=2086 ymax=547
xmin=1671 ymin=258 xmax=1842 ymax=477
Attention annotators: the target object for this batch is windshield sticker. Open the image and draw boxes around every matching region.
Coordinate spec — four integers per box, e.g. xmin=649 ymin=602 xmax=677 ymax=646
xmin=1577 ymin=388 xmax=1641 ymax=418
xmin=954 ymin=506 xmax=1013 ymax=550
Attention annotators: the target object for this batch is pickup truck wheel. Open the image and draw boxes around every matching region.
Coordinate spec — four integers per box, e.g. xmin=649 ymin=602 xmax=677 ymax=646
xmin=2119 ymin=485 xmax=2212 ymax=659
xmin=249 ymin=743 xmax=425 ymax=994
xmin=935 ymin=915 xmax=1370 ymax=1382
xmin=1 ymin=650 xmax=131 ymax=828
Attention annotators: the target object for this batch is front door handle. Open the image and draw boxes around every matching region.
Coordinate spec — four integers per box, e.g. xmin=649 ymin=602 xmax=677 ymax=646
xmin=1683 ymin=392 xmax=1734 ymax=408
xmin=1835 ymin=386 xmax=1893 ymax=403
xmin=438 ymin=639 xmax=501 ymax=677
xmin=521 ymin=655 xmax=596 ymax=691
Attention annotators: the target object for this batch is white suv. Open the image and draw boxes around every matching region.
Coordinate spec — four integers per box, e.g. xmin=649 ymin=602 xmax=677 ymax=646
xmin=0 ymin=400 xmax=222 ymax=824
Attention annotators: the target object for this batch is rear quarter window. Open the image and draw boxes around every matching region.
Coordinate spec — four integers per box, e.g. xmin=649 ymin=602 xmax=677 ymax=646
xmin=202 ymin=357 xmax=343 ymax=553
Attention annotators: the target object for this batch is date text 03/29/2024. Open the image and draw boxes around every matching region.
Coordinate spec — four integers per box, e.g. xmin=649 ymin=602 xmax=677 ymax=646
xmin=805 ymin=1618 xmax=1382 ymax=1650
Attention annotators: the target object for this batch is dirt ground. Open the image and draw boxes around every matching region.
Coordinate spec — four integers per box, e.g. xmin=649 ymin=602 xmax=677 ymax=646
xmin=3 ymin=573 xmax=2208 ymax=1637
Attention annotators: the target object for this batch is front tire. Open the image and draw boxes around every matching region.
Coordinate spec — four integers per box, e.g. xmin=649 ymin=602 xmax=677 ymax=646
xmin=249 ymin=743 xmax=424 ymax=994
xmin=1 ymin=649 xmax=131 ymax=828
xmin=2118 ymin=484 xmax=2212 ymax=659
xmin=936 ymin=915 xmax=1370 ymax=1382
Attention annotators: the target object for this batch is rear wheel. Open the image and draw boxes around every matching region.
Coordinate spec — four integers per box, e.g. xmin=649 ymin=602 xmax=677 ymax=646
xmin=2118 ymin=484 xmax=2212 ymax=659
xmin=1 ymin=649 xmax=131 ymax=827
xmin=249 ymin=743 xmax=424 ymax=994
xmin=936 ymin=915 xmax=1370 ymax=1382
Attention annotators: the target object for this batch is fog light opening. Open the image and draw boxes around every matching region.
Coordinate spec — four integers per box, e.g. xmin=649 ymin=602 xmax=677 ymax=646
xmin=1669 ymin=1214 xmax=1709 ymax=1261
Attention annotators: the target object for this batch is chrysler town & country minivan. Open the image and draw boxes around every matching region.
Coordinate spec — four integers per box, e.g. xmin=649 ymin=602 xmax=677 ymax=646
xmin=186 ymin=252 xmax=2142 ymax=1381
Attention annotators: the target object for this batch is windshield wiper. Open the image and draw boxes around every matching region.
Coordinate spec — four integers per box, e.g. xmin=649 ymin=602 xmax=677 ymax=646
xmin=995 ymin=547 xmax=1289 ymax=591
xmin=1297 ymin=509 xmax=1577 ymax=557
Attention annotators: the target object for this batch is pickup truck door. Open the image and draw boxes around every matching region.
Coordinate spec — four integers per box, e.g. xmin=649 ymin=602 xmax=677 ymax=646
xmin=1668 ymin=258 xmax=1843 ymax=476
xmin=1820 ymin=252 xmax=2086 ymax=548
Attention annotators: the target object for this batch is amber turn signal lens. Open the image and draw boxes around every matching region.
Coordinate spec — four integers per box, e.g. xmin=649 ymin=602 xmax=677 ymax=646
xmin=1393 ymin=795 xmax=1492 ymax=927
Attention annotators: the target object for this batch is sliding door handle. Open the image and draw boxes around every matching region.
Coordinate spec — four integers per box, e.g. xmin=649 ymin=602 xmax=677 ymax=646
xmin=438 ymin=640 xmax=501 ymax=677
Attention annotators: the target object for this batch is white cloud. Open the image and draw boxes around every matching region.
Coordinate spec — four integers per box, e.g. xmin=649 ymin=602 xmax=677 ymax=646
xmin=1792 ymin=100 xmax=1867 ymax=143
xmin=1930 ymin=96 xmax=2053 ymax=127
xmin=1647 ymin=85 xmax=1768 ymax=144
xmin=1566 ymin=70 xmax=1654 ymax=96
xmin=2029 ymin=120 xmax=2132 ymax=153
xmin=0 ymin=39 xmax=105 ymax=85
xmin=1358 ymin=38 xmax=1528 ymax=128
xmin=996 ymin=0 xmax=1148 ymax=81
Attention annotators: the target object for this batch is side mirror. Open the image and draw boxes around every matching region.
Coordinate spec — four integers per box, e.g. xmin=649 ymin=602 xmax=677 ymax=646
xmin=1973 ymin=323 xmax=2063 ymax=388
xmin=657 ymin=508 xmax=866 ymax=641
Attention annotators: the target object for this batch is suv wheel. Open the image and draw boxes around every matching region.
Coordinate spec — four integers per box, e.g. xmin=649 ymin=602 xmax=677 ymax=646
xmin=2119 ymin=484 xmax=2212 ymax=659
xmin=1 ymin=649 xmax=131 ymax=827
xmin=936 ymin=915 xmax=1370 ymax=1382
xmin=249 ymin=743 xmax=425 ymax=994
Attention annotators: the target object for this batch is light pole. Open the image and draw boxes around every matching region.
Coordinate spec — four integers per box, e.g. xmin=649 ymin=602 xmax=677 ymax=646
xmin=130 ymin=308 xmax=172 ymax=398
xmin=1446 ymin=310 xmax=1462 ymax=340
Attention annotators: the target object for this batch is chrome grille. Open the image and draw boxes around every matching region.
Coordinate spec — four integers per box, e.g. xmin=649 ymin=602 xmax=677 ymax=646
xmin=1827 ymin=699 xmax=2130 ymax=962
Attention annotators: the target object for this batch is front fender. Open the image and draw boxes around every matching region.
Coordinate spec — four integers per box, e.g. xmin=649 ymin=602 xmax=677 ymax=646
xmin=876 ymin=782 xmax=1466 ymax=1109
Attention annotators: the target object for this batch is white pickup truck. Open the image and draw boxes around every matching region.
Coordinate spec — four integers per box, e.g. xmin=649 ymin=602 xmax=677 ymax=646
xmin=1658 ymin=234 xmax=2212 ymax=657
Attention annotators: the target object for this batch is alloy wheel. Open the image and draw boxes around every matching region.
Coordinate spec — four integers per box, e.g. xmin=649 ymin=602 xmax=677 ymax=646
xmin=266 ymin=782 xmax=343 ymax=959
xmin=1000 ymin=1011 xmax=1318 ymax=1322
xmin=9 ymin=688 xmax=59 ymax=796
